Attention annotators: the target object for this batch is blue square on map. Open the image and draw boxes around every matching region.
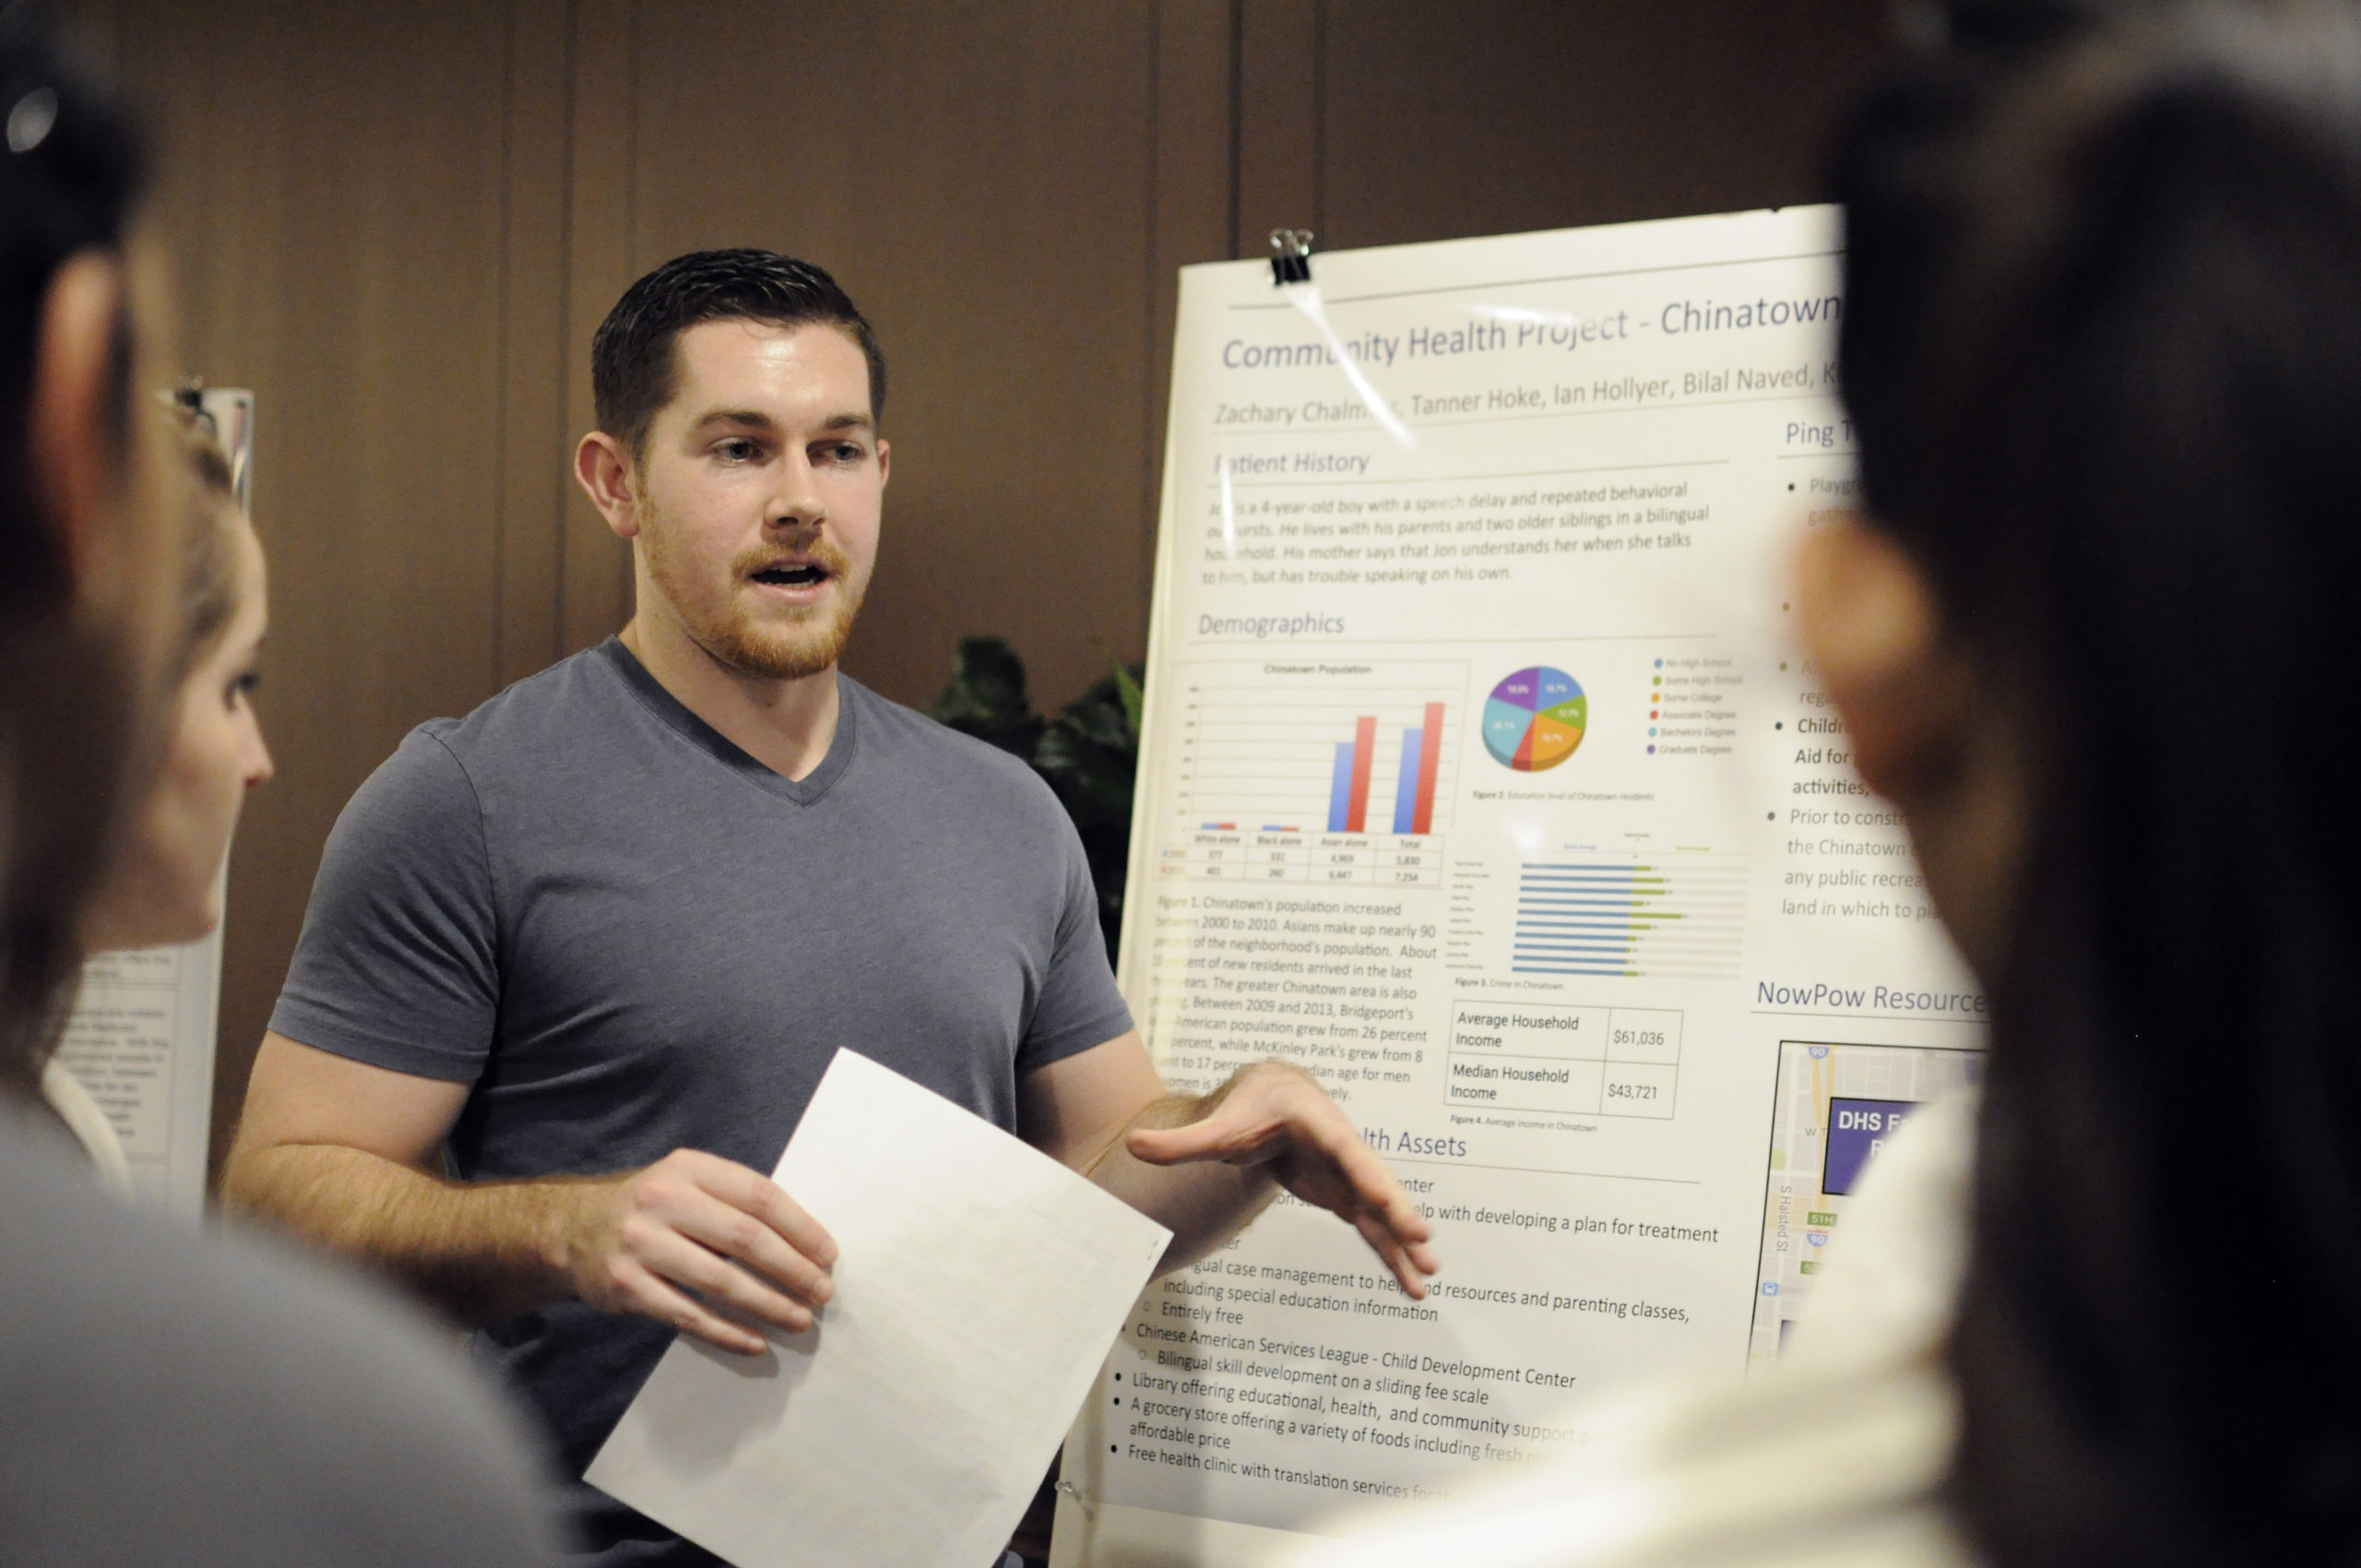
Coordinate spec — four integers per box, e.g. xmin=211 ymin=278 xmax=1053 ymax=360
xmin=1821 ymin=1098 xmax=1918 ymax=1195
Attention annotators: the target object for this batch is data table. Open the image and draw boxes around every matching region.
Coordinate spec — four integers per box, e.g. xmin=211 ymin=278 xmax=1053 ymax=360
xmin=1157 ymin=828 xmax=1446 ymax=888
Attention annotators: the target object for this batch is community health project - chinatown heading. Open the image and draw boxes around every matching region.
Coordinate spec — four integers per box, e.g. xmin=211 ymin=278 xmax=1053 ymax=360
xmin=1217 ymin=291 xmax=1845 ymax=372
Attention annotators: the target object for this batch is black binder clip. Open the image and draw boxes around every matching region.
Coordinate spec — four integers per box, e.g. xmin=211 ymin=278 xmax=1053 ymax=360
xmin=169 ymin=376 xmax=219 ymax=439
xmin=1270 ymin=228 xmax=1314 ymax=285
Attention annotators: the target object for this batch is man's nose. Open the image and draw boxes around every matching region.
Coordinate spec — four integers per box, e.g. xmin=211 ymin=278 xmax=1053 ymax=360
xmin=769 ymin=452 xmax=828 ymax=529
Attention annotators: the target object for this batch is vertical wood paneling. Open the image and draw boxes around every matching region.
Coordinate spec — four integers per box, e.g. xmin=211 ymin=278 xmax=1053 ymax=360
xmin=1319 ymin=0 xmax=1888 ymax=250
xmin=496 ymin=0 xmax=575 ymax=686
xmin=628 ymin=1 xmax=1159 ymax=712
xmin=1233 ymin=0 xmax=1321 ymax=258
xmin=105 ymin=1 xmax=516 ymax=1169
xmin=560 ymin=0 xmax=637 ymax=654
xmin=1146 ymin=0 xmax=1238 ymax=601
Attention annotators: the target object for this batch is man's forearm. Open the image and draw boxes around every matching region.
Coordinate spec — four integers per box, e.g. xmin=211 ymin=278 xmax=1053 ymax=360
xmin=1086 ymin=1089 xmax=1279 ymax=1276
xmin=223 ymin=1144 xmax=595 ymax=1325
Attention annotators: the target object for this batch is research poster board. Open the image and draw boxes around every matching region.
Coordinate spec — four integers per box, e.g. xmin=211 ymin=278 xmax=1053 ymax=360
xmin=53 ymin=387 xmax=254 ymax=1221
xmin=1052 ymin=209 xmax=1986 ymax=1565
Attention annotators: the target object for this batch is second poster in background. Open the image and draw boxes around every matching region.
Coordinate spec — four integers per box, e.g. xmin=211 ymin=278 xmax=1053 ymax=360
xmin=1055 ymin=207 xmax=1985 ymax=1565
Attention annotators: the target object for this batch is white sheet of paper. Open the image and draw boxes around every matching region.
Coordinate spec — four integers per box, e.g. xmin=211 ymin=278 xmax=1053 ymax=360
xmin=587 ymin=1048 xmax=1172 ymax=1568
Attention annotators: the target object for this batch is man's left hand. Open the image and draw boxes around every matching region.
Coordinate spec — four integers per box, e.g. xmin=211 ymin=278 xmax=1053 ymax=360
xmin=1122 ymin=1062 xmax=1440 ymax=1297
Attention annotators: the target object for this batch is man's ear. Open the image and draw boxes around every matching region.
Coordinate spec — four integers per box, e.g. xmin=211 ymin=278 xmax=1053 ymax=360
xmin=1793 ymin=514 xmax=1962 ymax=804
xmin=574 ymin=431 xmax=642 ymax=540
xmin=876 ymin=437 xmax=890 ymax=490
xmin=29 ymin=251 xmax=130 ymax=591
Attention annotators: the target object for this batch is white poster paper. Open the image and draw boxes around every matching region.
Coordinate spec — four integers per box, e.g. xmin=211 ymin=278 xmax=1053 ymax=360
xmin=1053 ymin=208 xmax=1986 ymax=1565
xmin=588 ymin=1049 xmax=1170 ymax=1568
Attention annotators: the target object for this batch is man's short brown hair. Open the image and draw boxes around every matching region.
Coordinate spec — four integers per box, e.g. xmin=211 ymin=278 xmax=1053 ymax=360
xmin=589 ymin=248 xmax=885 ymax=459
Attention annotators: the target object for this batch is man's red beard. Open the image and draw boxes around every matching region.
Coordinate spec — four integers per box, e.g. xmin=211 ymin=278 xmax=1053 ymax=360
xmin=641 ymin=518 xmax=866 ymax=682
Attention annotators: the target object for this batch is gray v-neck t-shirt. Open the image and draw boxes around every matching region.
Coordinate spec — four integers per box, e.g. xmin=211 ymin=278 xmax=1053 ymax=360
xmin=272 ymin=637 xmax=1133 ymax=1563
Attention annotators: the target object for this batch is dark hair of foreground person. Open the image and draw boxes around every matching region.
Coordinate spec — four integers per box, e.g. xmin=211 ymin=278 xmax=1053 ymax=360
xmin=0 ymin=6 xmax=142 ymax=1087
xmin=1838 ymin=2 xmax=2361 ymax=1562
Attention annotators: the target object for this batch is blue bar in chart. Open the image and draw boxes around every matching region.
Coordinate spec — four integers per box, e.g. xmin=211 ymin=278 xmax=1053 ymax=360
xmin=1391 ymin=729 xmax=1423 ymax=834
xmin=1326 ymin=743 xmax=1356 ymax=832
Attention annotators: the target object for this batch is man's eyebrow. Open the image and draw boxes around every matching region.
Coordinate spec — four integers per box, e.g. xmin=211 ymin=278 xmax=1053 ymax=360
xmin=685 ymin=409 xmax=874 ymax=434
xmin=690 ymin=409 xmax=780 ymax=432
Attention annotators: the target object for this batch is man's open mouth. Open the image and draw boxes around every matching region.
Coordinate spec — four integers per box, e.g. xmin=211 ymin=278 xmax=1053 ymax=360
xmin=751 ymin=563 xmax=829 ymax=588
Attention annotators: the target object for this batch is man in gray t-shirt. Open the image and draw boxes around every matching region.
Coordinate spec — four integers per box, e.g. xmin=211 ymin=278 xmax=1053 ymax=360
xmin=262 ymin=637 xmax=1126 ymax=1554
xmin=227 ymin=250 xmax=1437 ymax=1566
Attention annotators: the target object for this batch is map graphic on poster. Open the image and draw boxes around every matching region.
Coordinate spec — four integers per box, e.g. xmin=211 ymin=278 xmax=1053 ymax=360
xmin=1750 ymin=1039 xmax=1984 ymax=1363
xmin=1052 ymin=210 xmax=1987 ymax=1567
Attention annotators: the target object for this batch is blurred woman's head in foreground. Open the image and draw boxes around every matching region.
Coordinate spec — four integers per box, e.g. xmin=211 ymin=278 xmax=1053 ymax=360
xmin=1811 ymin=1 xmax=2361 ymax=1561
xmin=79 ymin=418 xmax=271 ymax=955
xmin=0 ymin=14 xmax=178 ymax=1092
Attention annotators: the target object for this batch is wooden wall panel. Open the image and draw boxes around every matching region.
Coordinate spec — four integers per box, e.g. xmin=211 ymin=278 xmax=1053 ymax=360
xmin=1317 ymin=0 xmax=1890 ymax=249
xmin=626 ymin=0 xmax=1161 ymax=713
xmin=561 ymin=1 xmax=641 ymax=655
xmin=1235 ymin=0 xmax=1322 ymax=256
xmin=1145 ymin=0 xmax=1240 ymax=602
xmin=496 ymin=0 xmax=575 ymax=686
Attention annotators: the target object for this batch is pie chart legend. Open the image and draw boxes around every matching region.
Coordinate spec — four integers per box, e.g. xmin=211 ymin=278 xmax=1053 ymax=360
xmin=1483 ymin=667 xmax=1587 ymax=771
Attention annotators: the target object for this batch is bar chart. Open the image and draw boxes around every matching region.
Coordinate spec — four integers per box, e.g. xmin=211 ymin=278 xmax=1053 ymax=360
xmin=1510 ymin=858 xmax=1749 ymax=979
xmin=1323 ymin=703 xmax=1445 ymax=834
xmin=1158 ymin=662 xmax=1465 ymax=888
xmin=1172 ymin=666 xmax=1464 ymax=836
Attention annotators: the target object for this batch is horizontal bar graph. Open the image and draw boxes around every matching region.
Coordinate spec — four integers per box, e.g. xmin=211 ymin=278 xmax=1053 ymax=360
xmin=1512 ymin=859 xmax=1748 ymax=979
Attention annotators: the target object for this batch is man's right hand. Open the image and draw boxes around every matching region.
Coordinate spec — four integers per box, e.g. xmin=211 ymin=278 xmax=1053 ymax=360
xmin=227 ymin=1037 xmax=838 ymax=1350
xmin=562 ymin=1148 xmax=837 ymax=1356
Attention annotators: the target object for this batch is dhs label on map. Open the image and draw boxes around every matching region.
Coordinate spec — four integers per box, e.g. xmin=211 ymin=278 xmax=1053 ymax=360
xmin=1821 ymin=1098 xmax=1916 ymax=1195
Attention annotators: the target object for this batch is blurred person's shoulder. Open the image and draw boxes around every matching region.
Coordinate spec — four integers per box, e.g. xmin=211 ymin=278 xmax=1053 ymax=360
xmin=0 ymin=1110 xmax=559 ymax=1567
xmin=1287 ymin=1354 xmax=1973 ymax=1568
xmin=1790 ymin=1088 xmax=1979 ymax=1370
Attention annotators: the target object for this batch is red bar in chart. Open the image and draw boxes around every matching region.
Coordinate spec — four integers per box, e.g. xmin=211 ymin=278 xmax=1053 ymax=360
xmin=1412 ymin=702 xmax=1444 ymax=834
xmin=1346 ymin=716 xmax=1377 ymax=831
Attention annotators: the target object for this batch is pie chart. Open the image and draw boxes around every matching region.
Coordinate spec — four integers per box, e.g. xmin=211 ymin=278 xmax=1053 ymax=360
xmin=1483 ymin=667 xmax=1587 ymax=771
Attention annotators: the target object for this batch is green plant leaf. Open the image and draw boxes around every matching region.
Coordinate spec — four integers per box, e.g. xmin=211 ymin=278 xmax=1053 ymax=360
xmin=930 ymin=636 xmax=1043 ymax=758
xmin=931 ymin=639 xmax=1146 ymax=965
xmin=1113 ymin=662 xmax=1145 ymax=734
